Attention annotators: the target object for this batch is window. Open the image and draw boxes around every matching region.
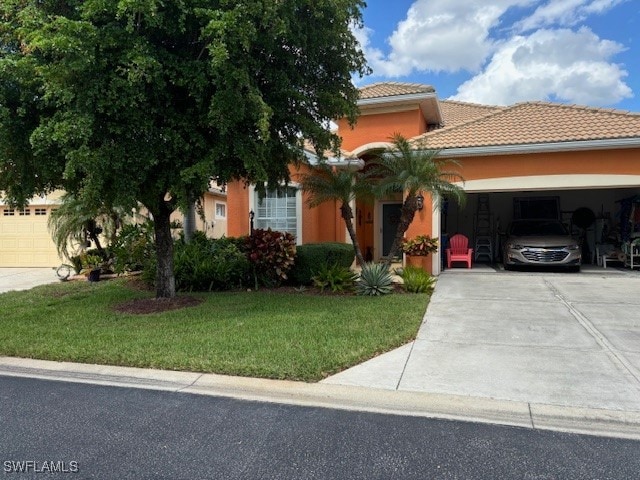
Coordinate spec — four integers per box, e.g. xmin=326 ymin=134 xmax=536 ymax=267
xmin=3 ymin=208 xmax=15 ymax=216
xmin=254 ymin=186 xmax=299 ymax=239
xmin=35 ymin=208 xmax=47 ymax=216
xmin=19 ymin=209 xmax=31 ymax=216
xmin=215 ymin=203 xmax=226 ymax=219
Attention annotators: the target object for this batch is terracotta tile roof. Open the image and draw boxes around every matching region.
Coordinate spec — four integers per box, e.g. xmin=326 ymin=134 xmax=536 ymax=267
xmin=359 ymin=82 xmax=435 ymax=100
xmin=439 ymin=100 xmax=504 ymax=128
xmin=416 ymin=101 xmax=640 ymax=149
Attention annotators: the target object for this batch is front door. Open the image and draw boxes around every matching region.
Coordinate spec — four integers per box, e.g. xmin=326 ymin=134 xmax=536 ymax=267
xmin=382 ymin=203 xmax=402 ymax=258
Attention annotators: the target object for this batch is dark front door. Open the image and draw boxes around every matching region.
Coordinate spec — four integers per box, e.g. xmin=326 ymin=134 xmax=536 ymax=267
xmin=382 ymin=203 xmax=402 ymax=258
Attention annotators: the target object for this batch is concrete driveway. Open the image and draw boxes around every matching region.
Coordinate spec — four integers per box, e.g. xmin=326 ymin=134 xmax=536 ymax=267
xmin=323 ymin=266 xmax=640 ymax=413
xmin=0 ymin=268 xmax=59 ymax=293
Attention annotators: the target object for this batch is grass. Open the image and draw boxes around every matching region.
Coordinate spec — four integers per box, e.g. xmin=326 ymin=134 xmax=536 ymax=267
xmin=0 ymin=278 xmax=430 ymax=381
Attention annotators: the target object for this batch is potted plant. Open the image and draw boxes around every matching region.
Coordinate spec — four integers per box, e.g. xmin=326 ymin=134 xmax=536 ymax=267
xmin=402 ymin=235 xmax=439 ymax=270
xmin=80 ymin=253 xmax=104 ymax=282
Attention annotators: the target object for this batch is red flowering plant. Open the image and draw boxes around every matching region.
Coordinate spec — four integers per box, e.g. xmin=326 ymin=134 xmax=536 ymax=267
xmin=401 ymin=235 xmax=439 ymax=256
xmin=246 ymin=229 xmax=297 ymax=287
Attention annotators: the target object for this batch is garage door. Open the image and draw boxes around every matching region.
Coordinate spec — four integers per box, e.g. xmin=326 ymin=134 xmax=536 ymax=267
xmin=0 ymin=206 xmax=61 ymax=267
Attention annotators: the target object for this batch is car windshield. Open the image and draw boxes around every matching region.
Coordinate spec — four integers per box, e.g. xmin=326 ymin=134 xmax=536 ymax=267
xmin=509 ymin=220 xmax=569 ymax=236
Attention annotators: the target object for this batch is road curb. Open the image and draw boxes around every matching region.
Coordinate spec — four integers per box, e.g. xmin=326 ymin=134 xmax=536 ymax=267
xmin=1 ymin=356 xmax=639 ymax=440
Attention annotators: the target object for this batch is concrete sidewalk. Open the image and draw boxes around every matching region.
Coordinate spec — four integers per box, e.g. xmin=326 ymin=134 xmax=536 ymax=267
xmin=0 ymin=268 xmax=59 ymax=293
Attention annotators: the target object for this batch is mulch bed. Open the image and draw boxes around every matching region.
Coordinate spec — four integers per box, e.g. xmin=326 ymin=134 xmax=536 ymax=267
xmin=113 ymin=296 xmax=203 ymax=315
xmin=112 ymin=278 xmax=409 ymax=314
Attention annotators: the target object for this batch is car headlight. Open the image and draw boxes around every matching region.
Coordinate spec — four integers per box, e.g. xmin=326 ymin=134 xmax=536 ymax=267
xmin=566 ymin=244 xmax=580 ymax=251
xmin=506 ymin=242 xmax=523 ymax=250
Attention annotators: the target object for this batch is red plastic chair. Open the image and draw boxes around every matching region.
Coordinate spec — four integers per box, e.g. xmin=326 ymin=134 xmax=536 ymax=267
xmin=446 ymin=234 xmax=473 ymax=268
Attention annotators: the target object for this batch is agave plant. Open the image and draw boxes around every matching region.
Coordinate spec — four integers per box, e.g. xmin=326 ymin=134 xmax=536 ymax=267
xmin=355 ymin=262 xmax=394 ymax=296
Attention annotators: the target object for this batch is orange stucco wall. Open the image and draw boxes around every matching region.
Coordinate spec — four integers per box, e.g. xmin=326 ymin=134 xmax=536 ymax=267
xmin=227 ymin=181 xmax=251 ymax=237
xmin=337 ymin=109 xmax=426 ymax=152
xmin=226 ymin=164 xmax=347 ymax=243
xmin=457 ymin=148 xmax=640 ymax=180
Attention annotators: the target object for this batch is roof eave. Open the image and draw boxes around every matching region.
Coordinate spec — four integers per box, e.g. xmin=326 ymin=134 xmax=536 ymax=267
xmin=358 ymin=92 xmax=443 ymax=125
xmin=437 ymin=137 xmax=640 ymax=157
xmin=357 ymin=91 xmax=437 ymax=107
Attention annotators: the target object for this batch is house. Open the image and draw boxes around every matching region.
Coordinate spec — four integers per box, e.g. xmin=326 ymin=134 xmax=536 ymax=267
xmin=227 ymin=82 xmax=640 ymax=274
xmin=0 ymin=187 xmax=228 ymax=267
xmin=0 ymin=191 xmax=65 ymax=267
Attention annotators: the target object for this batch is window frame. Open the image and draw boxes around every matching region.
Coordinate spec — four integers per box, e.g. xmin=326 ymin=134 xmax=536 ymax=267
xmin=214 ymin=202 xmax=226 ymax=220
xmin=249 ymin=183 xmax=303 ymax=244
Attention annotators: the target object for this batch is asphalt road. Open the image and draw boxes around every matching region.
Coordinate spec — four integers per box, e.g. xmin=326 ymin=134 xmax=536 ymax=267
xmin=1 ymin=376 xmax=639 ymax=480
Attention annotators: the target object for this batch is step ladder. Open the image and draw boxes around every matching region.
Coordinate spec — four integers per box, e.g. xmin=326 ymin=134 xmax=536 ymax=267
xmin=474 ymin=195 xmax=494 ymax=262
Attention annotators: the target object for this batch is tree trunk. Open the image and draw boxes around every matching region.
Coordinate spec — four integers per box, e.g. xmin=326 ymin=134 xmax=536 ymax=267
xmin=383 ymin=197 xmax=418 ymax=268
xmin=340 ymin=203 xmax=365 ymax=266
xmin=153 ymin=200 xmax=176 ymax=298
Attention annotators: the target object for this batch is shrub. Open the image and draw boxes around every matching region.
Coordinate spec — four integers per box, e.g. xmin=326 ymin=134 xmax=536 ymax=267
xmin=172 ymin=236 xmax=250 ymax=292
xmin=290 ymin=243 xmax=355 ymax=285
xmin=246 ymin=229 xmax=296 ymax=287
xmin=400 ymin=266 xmax=436 ymax=293
xmin=110 ymin=221 xmax=155 ymax=274
xmin=401 ymin=235 xmax=439 ymax=256
xmin=312 ymin=264 xmax=357 ymax=293
xmin=355 ymin=262 xmax=394 ymax=296
xmin=70 ymin=248 xmax=105 ymax=274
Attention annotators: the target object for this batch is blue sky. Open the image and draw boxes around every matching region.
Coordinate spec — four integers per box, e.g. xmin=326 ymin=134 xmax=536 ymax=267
xmin=355 ymin=0 xmax=639 ymax=111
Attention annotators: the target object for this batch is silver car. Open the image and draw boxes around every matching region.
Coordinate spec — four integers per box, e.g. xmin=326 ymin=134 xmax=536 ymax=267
xmin=503 ymin=219 xmax=582 ymax=271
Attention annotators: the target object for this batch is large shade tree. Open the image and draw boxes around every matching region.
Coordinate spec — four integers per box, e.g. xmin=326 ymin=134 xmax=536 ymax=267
xmin=366 ymin=134 xmax=466 ymax=267
xmin=0 ymin=0 xmax=369 ymax=297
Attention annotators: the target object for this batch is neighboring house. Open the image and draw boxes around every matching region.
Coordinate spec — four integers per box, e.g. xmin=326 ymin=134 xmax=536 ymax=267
xmin=168 ymin=184 xmax=228 ymax=240
xmin=0 ymin=191 xmax=64 ymax=267
xmin=0 ymin=186 xmax=227 ymax=268
xmin=227 ymin=82 xmax=640 ymax=274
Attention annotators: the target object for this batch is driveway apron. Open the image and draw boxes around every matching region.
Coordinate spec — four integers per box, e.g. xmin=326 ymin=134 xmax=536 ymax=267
xmin=0 ymin=268 xmax=58 ymax=293
xmin=323 ymin=268 xmax=640 ymax=412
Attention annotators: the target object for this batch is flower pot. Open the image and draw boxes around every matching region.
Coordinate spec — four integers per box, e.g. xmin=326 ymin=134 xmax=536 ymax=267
xmin=87 ymin=269 xmax=101 ymax=282
xmin=421 ymin=255 xmax=432 ymax=273
xmin=406 ymin=255 xmax=424 ymax=269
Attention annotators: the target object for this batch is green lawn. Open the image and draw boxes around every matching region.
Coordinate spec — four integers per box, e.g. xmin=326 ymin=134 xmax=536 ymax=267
xmin=0 ymin=278 xmax=429 ymax=381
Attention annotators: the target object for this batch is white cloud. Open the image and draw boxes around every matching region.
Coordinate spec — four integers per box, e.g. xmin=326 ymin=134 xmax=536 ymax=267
xmin=516 ymin=0 xmax=628 ymax=31
xmin=451 ymin=27 xmax=633 ymax=106
xmin=363 ymin=0 xmax=534 ymax=76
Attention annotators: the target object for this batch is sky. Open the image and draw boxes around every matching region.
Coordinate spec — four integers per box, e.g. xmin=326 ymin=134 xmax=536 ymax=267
xmin=354 ymin=0 xmax=640 ymax=111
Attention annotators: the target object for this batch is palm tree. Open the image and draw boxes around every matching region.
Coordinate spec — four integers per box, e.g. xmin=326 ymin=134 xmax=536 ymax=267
xmin=366 ymin=134 xmax=466 ymax=266
xmin=300 ymin=162 xmax=367 ymax=265
xmin=47 ymin=193 xmax=126 ymax=261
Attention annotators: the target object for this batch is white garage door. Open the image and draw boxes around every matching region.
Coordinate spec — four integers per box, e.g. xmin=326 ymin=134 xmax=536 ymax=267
xmin=0 ymin=206 xmax=61 ymax=267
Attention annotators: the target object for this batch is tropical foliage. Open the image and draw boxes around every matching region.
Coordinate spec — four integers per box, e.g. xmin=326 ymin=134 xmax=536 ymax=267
xmin=300 ymin=162 xmax=369 ymax=265
xmin=47 ymin=194 xmax=126 ymax=261
xmin=311 ymin=263 xmax=357 ymax=293
xmin=290 ymin=242 xmax=355 ymax=285
xmin=355 ymin=263 xmax=394 ymax=296
xmin=246 ymin=229 xmax=297 ymax=288
xmin=401 ymin=235 xmax=439 ymax=256
xmin=399 ymin=266 xmax=436 ymax=293
xmin=366 ymin=134 xmax=466 ymax=265
xmin=0 ymin=0 xmax=369 ymax=298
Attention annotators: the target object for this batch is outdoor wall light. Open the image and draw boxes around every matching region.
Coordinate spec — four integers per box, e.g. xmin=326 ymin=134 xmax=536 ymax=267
xmin=249 ymin=210 xmax=255 ymax=235
xmin=416 ymin=193 xmax=424 ymax=211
